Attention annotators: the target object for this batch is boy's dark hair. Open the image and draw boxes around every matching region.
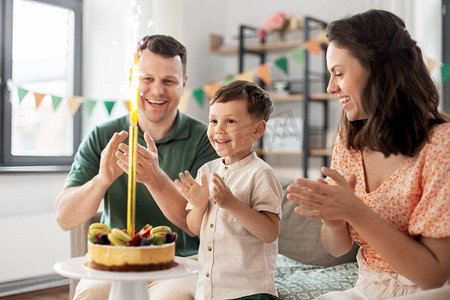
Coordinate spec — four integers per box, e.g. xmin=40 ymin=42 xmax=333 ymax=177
xmin=327 ymin=9 xmax=448 ymax=156
xmin=137 ymin=35 xmax=187 ymax=76
xmin=210 ymin=80 xmax=273 ymax=121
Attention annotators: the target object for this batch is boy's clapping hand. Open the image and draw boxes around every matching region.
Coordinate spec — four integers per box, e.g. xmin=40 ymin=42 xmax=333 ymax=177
xmin=175 ymin=170 xmax=209 ymax=209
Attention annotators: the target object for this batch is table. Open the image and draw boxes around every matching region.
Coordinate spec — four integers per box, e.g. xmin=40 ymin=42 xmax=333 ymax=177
xmin=54 ymin=256 xmax=200 ymax=300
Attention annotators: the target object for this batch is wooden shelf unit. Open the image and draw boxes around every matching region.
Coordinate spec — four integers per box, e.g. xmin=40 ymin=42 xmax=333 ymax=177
xmin=210 ymin=17 xmax=333 ymax=178
xmin=271 ymin=93 xmax=336 ymax=102
xmin=209 ymin=34 xmax=304 ymax=55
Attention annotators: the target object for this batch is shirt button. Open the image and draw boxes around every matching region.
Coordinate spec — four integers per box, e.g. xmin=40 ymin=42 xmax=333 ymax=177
xmin=209 ymin=224 xmax=214 ymax=228
xmin=207 ymin=246 xmax=212 ymax=251
xmin=224 ymin=166 xmax=228 ymax=170
xmin=206 ymin=272 xmax=210 ymax=277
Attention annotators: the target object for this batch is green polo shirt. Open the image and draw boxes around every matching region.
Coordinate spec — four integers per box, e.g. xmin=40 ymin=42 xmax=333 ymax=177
xmin=66 ymin=111 xmax=218 ymax=256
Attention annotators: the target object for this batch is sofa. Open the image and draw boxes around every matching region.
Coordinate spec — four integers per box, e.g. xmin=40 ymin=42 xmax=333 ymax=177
xmin=70 ymin=176 xmax=450 ymax=299
xmin=69 ymin=177 xmax=359 ymax=299
xmin=69 ymin=176 xmax=362 ymax=299
xmin=275 ymin=177 xmax=359 ymax=299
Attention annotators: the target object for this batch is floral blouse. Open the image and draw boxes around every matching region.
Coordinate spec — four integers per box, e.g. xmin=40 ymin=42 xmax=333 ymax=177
xmin=329 ymin=123 xmax=450 ymax=273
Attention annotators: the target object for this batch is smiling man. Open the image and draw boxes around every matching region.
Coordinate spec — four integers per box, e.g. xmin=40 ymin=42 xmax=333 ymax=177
xmin=56 ymin=35 xmax=218 ymax=300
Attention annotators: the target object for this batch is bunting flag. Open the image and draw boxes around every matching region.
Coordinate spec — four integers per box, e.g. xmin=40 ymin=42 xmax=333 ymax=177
xmin=222 ymin=74 xmax=235 ymax=86
xmin=426 ymin=57 xmax=440 ymax=73
xmin=192 ymin=88 xmax=205 ymax=106
xmin=33 ymin=92 xmax=46 ymax=108
xmin=17 ymin=87 xmax=28 ymax=103
xmin=103 ymin=100 xmax=116 ymax=115
xmin=317 ymin=30 xmax=328 ymax=45
xmin=289 ymin=47 xmax=305 ymax=66
xmin=179 ymin=93 xmax=190 ymax=113
xmin=7 ymin=35 xmax=450 ymax=121
xmin=442 ymin=64 xmax=450 ymax=83
xmin=204 ymin=81 xmax=222 ymax=99
xmin=304 ymin=39 xmax=322 ymax=56
xmin=236 ymin=71 xmax=254 ymax=82
xmin=274 ymin=56 xmax=289 ymax=74
xmin=51 ymin=95 xmax=63 ymax=111
xmin=67 ymin=96 xmax=82 ymax=116
xmin=83 ymin=99 xmax=97 ymax=116
xmin=124 ymin=100 xmax=132 ymax=113
xmin=255 ymin=63 xmax=272 ymax=86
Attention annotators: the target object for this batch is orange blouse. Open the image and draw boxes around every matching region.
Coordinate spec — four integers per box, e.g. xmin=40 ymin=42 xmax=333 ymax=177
xmin=329 ymin=123 xmax=450 ymax=273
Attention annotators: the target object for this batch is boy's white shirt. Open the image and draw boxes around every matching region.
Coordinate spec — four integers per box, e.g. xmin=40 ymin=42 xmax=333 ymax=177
xmin=186 ymin=151 xmax=283 ymax=299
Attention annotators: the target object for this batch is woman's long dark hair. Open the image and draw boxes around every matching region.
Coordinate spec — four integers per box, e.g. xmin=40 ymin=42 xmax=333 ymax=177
xmin=327 ymin=9 xmax=448 ymax=156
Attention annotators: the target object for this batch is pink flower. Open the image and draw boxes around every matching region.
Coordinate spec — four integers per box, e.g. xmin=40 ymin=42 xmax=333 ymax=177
xmin=257 ymin=29 xmax=266 ymax=39
xmin=262 ymin=12 xmax=290 ymax=31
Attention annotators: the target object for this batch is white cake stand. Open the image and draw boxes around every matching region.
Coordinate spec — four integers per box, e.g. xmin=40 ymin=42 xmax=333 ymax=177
xmin=54 ymin=256 xmax=200 ymax=300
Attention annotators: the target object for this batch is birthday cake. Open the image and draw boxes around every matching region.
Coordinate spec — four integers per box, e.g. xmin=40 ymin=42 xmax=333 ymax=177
xmin=87 ymin=223 xmax=177 ymax=272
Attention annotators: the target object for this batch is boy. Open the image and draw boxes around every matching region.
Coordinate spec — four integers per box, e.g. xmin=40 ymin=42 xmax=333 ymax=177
xmin=175 ymin=80 xmax=283 ymax=300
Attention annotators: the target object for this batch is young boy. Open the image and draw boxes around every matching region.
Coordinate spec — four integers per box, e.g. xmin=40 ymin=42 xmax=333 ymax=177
xmin=175 ymin=80 xmax=283 ymax=300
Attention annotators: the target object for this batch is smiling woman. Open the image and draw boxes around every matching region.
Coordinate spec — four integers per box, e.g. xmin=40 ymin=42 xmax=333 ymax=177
xmin=0 ymin=0 xmax=82 ymax=170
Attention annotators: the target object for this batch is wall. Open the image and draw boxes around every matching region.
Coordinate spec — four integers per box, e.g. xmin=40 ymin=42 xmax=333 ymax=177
xmin=0 ymin=173 xmax=68 ymax=282
xmin=0 ymin=0 xmax=442 ymax=284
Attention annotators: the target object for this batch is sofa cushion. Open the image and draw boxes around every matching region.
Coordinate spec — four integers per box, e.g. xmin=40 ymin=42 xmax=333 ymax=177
xmin=278 ymin=177 xmax=358 ymax=267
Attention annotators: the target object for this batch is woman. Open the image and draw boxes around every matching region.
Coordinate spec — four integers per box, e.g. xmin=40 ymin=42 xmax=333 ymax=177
xmin=287 ymin=9 xmax=449 ymax=299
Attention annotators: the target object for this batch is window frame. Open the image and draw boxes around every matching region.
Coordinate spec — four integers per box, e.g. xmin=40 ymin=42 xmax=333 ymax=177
xmin=0 ymin=0 xmax=82 ymax=172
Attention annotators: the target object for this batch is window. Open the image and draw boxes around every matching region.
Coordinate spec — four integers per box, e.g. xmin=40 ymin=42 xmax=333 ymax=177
xmin=0 ymin=0 xmax=82 ymax=171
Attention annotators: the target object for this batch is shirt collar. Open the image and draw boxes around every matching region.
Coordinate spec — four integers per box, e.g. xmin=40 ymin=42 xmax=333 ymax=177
xmin=219 ymin=151 xmax=257 ymax=171
xmin=131 ymin=110 xmax=190 ymax=144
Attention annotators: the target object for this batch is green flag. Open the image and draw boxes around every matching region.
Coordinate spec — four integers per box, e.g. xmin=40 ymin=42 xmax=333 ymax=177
xmin=84 ymin=99 xmax=97 ymax=116
xmin=274 ymin=56 xmax=289 ymax=74
xmin=442 ymin=64 xmax=450 ymax=83
xmin=103 ymin=100 xmax=116 ymax=115
xmin=222 ymin=75 xmax=235 ymax=86
xmin=192 ymin=88 xmax=204 ymax=106
xmin=289 ymin=47 xmax=305 ymax=66
xmin=51 ymin=95 xmax=63 ymax=111
xmin=17 ymin=87 xmax=28 ymax=103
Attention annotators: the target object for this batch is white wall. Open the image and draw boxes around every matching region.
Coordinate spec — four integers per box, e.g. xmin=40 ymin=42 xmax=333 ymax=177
xmin=0 ymin=173 xmax=69 ymax=282
xmin=0 ymin=0 xmax=442 ymax=283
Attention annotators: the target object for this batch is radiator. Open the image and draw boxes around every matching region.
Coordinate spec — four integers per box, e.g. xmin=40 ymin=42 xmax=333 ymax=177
xmin=0 ymin=212 xmax=70 ymax=282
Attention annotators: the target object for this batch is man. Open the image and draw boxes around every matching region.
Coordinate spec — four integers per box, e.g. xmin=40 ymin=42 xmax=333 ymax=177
xmin=56 ymin=35 xmax=217 ymax=300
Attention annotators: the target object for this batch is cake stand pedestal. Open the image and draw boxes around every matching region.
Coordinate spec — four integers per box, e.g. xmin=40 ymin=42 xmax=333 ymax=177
xmin=54 ymin=256 xmax=200 ymax=300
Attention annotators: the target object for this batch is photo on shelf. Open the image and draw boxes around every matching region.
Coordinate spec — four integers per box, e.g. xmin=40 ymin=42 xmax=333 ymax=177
xmin=263 ymin=110 xmax=303 ymax=152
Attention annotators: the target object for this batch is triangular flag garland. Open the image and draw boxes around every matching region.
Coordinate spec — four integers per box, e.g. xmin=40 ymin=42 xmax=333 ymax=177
xmin=274 ymin=56 xmax=289 ymax=74
xmin=67 ymin=96 xmax=82 ymax=116
xmin=179 ymin=93 xmax=190 ymax=113
xmin=304 ymin=39 xmax=322 ymax=56
xmin=236 ymin=71 xmax=254 ymax=83
xmin=33 ymin=92 xmax=46 ymax=108
xmin=192 ymin=88 xmax=205 ymax=107
xmin=289 ymin=47 xmax=305 ymax=66
xmin=83 ymin=99 xmax=97 ymax=116
xmin=426 ymin=57 xmax=440 ymax=73
xmin=442 ymin=64 xmax=450 ymax=83
xmin=51 ymin=95 xmax=63 ymax=111
xmin=256 ymin=63 xmax=272 ymax=86
xmin=103 ymin=100 xmax=116 ymax=116
xmin=17 ymin=87 xmax=28 ymax=103
xmin=124 ymin=100 xmax=132 ymax=113
xmin=5 ymin=33 xmax=450 ymax=119
xmin=222 ymin=75 xmax=235 ymax=86
xmin=204 ymin=82 xmax=222 ymax=99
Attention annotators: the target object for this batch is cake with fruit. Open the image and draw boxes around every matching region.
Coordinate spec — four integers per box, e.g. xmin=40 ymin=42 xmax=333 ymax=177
xmin=87 ymin=223 xmax=177 ymax=272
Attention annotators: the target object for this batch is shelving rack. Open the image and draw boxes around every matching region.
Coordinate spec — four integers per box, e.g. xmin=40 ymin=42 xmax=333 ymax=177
xmin=209 ymin=16 xmax=335 ymax=178
xmin=302 ymin=16 xmax=330 ymax=178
